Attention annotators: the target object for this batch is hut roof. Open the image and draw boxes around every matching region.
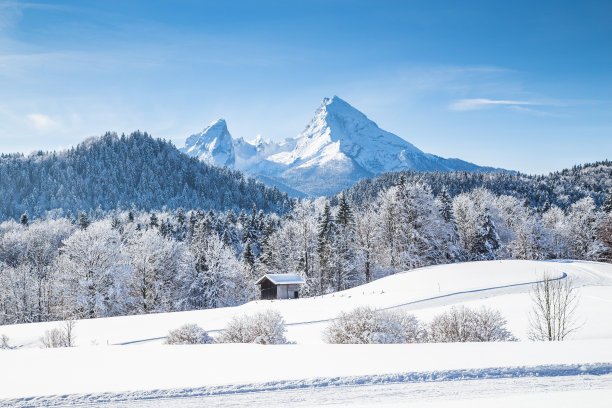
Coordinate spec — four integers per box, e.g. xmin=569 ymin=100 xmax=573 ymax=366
xmin=256 ymin=273 xmax=305 ymax=285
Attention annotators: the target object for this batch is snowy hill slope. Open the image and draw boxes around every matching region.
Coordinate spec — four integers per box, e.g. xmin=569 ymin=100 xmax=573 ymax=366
xmin=2 ymin=260 xmax=612 ymax=405
xmin=2 ymin=260 xmax=611 ymax=347
xmin=181 ymin=97 xmax=503 ymax=196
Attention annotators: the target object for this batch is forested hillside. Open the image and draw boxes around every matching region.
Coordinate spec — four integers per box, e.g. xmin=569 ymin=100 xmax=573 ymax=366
xmin=1 ymin=131 xmax=610 ymax=326
xmin=2 ymin=178 xmax=611 ymax=325
xmin=0 ymin=132 xmax=292 ymax=221
xmin=344 ymin=161 xmax=612 ymax=210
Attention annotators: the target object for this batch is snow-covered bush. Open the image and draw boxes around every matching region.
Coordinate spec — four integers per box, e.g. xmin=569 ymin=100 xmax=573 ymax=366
xmin=165 ymin=323 xmax=213 ymax=345
xmin=217 ymin=310 xmax=288 ymax=344
xmin=324 ymin=306 xmax=426 ymax=344
xmin=428 ymin=306 xmax=515 ymax=342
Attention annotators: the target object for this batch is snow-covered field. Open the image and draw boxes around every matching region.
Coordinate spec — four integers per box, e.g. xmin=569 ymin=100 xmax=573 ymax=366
xmin=1 ymin=260 xmax=612 ymax=407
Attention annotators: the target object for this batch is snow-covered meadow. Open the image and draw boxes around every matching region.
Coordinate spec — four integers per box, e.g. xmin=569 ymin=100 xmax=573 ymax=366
xmin=1 ymin=259 xmax=612 ymax=406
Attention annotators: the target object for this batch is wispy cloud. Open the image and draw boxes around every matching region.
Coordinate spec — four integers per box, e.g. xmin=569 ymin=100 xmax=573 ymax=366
xmin=26 ymin=113 xmax=59 ymax=131
xmin=449 ymin=98 xmax=537 ymax=111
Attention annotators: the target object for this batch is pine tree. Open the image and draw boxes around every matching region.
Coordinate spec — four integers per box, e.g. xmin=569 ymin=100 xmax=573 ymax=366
xmin=20 ymin=212 xmax=29 ymax=227
xmin=439 ymin=188 xmax=453 ymax=222
xmin=472 ymin=209 xmax=500 ymax=260
xmin=336 ymin=193 xmax=353 ymax=226
xmin=222 ymin=230 xmax=231 ymax=246
xmin=603 ymin=191 xmax=612 ymax=213
xmin=238 ymin=209 xmax=248 ymax=227
xmin=226 ymin=209 xmax=237 ymax=225
xmin=149 ymin=213 xmax=159 ymax=228
xmin=317 ymin=202 xmax=333 ymax=292
xmin=159 ymin=219 xmax=172 ymax=237
xmin=243 ymin=241 xmax=256 ymax=277
xmin=259 ymin=220 xmax=276 ymax=267
xmin=176 ymin=207 xmax=186 ymax=225
xmin=78 ymin=212 xmax=90 ymax=230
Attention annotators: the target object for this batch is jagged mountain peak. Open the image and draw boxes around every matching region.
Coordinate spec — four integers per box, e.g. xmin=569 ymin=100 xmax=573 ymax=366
xmin=182 ymin=97 xmax=502 ymax=196
xmin=181 ymin=118 xmax=235 ymax=167
xmin=317 ymin=95 xmax=368 ymax=120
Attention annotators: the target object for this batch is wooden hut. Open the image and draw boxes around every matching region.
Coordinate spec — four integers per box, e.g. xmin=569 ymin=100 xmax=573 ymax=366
xmin=256 ymin=274 xmax=304 ymax=300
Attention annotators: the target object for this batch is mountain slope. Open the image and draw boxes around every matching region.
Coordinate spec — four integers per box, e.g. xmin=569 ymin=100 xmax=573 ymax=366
xmin=0 ymin=132 xmax=292 ymax=221
xmin=182 ymin=96 xmax=503 ymax=196
xmin=263 ymin=96 xmax=501 ymax=195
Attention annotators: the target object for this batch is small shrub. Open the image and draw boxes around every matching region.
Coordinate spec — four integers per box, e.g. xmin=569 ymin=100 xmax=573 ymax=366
xmin=165 ymin=324 xmax=213 ymax=345
xmin=218 ymin=310 xmax=288 ymax=344
xmin=41 ymin=320 xmax=77 ymax=348
xmin=428 ymin=306 xmax=515 ymax=342
xmin=324 ymin=306 xmax=426 ymax=344
xmin=1 ymin=334 xmax=11 ymax=349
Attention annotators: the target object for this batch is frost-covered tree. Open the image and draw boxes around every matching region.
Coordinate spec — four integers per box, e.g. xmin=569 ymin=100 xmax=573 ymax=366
xmin=602 ymin=191 xmax=612 ymax=214
xmin=317 ymin=201 xmax=334 ymax=292
xmin=123 ymin=229 xmax=190 ymax=314
xmin=329 ymin=194 xmax=362 ymax=291
xmin=19 ymin=213 xmax=28 ymax=227
xmin=78 ymin=212 xmax=90 ymax=230
xmin=377 ymin=182 xmax=456 ymax=270
xmin=471 ymin=209 xmax=500 ymax=260
xmin=598 ymin=213 xmax=612 ymax=263
xmin=180 ymin=230 xmax=251 ymax=310
xmin=59 ymin=221 xmax=127 ymax=319
xmin=453 ymin=189 xmax=501 ymax=261
xmin=438 ymin=188 xmax=454 ymax=223
xmin=262 ymin=201 xmax=319 ymax=295
xmin=563 ymin=197 xmax=603 ymax=260
xmin=355 ymin=206 xmax=378 ymax=282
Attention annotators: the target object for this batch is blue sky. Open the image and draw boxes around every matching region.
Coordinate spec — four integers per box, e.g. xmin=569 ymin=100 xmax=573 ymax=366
xmin=0 ymin=0 xmax=610 ymax=173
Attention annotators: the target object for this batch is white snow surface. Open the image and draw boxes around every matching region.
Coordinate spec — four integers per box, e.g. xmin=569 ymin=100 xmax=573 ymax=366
xmin=181 ymin=96 xmax=500 ymax=196
xmin=2 ymin=259 xmax=612 ymax=406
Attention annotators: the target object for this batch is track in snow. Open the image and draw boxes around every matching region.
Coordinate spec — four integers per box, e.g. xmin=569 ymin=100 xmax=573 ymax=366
xmin=5 ymin=363 xmax=611 ymax=407
xmin=116 ymin=269 xmax=569 ymax=345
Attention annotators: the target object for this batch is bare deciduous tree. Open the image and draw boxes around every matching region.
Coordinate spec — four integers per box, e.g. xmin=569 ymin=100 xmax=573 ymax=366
xmin=529 ymin=274 xmax=580 ymax=341
xmin=41 ymin=319 xmax=77 ymax=348
xmin=0 ymin=334 xmax=10 ymax=349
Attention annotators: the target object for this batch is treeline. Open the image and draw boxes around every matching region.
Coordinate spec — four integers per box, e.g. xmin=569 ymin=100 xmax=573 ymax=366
xmin=0 ymin=132 xmax=292 ymax=221
xmin=1 ymin=177 xmax=611 ymax=325
xmin=344 ymin=160 xmax=612 ymax=210
xmin=268 ymin=181 xmax=612 ymax=298
xmin=0 ymin=207 xmax=276 ymax=324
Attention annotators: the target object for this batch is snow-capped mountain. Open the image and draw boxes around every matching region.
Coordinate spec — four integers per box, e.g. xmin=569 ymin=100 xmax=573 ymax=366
xmin=182 ymin=96 xmax=501 ymax=196
xmin=181 ymin=119 xmax=235 ymax=167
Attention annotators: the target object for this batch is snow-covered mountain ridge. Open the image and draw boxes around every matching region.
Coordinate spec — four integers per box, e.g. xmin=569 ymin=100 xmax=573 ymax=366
xmin=181 ymin=96 xmax=503 ymax=196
